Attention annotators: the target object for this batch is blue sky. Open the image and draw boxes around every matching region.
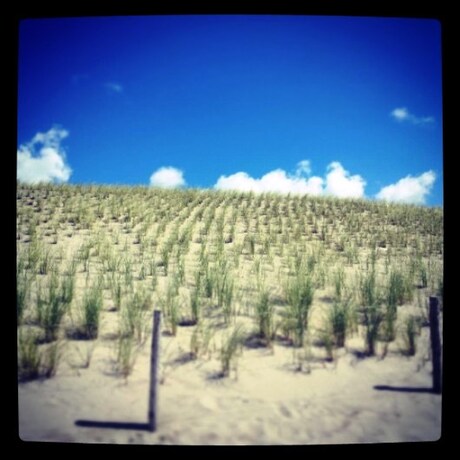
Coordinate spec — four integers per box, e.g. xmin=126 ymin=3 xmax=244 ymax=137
xmin=17 ymin=15 xmax=443 ymax=205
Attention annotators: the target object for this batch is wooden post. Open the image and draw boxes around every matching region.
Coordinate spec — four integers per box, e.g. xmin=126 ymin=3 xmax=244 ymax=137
xmin=429 ymin=297 xmax=442 ymax=394
xmin=148 ymin=310 xmax=161 ymax=432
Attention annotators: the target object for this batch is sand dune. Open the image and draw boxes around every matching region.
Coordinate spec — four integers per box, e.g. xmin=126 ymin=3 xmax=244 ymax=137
xmin=17 ymin=184 xmax=443 ymax=445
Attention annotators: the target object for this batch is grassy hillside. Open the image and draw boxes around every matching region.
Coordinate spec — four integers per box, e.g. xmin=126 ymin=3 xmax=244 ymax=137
xmin=16 ymin=182 xmax=443 ymax=380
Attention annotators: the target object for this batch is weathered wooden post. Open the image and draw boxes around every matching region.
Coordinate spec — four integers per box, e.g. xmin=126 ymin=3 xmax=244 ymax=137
xmin=148 ymin=310 xmax=161 ymax=432
xmin=429 ymin=296 xmax=442 ymax=394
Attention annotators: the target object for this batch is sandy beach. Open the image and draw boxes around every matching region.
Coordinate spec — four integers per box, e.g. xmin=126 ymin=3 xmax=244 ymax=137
xmin=19 ymin=318 xmax=441 ymax=445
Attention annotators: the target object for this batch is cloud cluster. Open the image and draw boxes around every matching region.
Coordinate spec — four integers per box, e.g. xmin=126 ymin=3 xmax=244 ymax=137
xmin=17 ymin=127 xmax=72 ymax=184
xmin=214 ymin=161 xmax=366 ymax=199
xmin=214 ymin=169 xmax=323 ymax=195
xmin=150 ymin=166 xmax=186 ymax=188
xmin=390 ymin=107 xmax=434 ymax=125
xmin=212 ymin=161 xmax=435 ymax=204
xmin=376 ymin=171 xmax=436 ymax=205
xmin=17 ymin=124 xmax=435 ymax=205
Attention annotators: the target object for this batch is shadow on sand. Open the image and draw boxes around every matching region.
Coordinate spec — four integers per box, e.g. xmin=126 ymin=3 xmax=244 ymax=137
xmin=75 ymin=420 xmax=152 ymax=431
xmin=373 ymin=385 xmax=438 ymax=394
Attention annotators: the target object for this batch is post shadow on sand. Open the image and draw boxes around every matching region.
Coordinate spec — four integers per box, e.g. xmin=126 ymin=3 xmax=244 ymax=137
xmin=75 ymin=311 xmax=163 ymax=433
xmin=373 ymin=385 xmax=440 ymax=394
xmin=375 ymin=297 xmax=442 ymax=396
xmin=75 ymin=420 xmax=151 ymax=431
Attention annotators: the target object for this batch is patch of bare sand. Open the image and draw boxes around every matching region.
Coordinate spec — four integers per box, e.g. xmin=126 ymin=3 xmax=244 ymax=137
xmin=18 ymin=322 xmax=441 ymax=445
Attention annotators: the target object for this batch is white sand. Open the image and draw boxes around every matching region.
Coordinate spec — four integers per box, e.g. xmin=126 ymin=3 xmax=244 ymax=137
xmin=18 ymin=322 xmax=441 ymax=445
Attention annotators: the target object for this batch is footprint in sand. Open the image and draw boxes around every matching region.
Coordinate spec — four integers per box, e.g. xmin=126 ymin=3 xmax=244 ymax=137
xmin=279 ymin=404 xmax=293 ymax=418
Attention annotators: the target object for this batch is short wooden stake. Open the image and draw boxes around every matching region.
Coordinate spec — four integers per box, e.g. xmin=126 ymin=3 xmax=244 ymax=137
xmin=148 ymin=310 xmax=161 ymax=432
xmin=429 ymin=297 xmax=442 ymax=394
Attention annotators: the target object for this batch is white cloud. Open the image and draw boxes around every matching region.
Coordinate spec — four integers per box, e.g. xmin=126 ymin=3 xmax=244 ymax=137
xmin=105 ymin=82 xmax=123 ymax=93
xmin=390 ymin=107 xmax=434 ymax=125
xmin=391 ymin=107 xmax=410 ymax=121
xmin=214 ymin=161 xmax=323 ymax=195
xmin=215 ymin=168 xmax=324 ymax=195
xmin=295 ymin=160 xmax=312 ymax=177
xmin=150 ymin=166 xmax=186 ymax=189
xmin=376 ymin=171 xmax=436 ymax=205
xmin=324 ymin=162 xmax=366 ymax=198
xmin=215 ymin=172 xmax=258 ymax=193
xmin=17 ymin=126 xmax=72 ymax=184
xmin=214 ymin=161 xmax=364 ymax=198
